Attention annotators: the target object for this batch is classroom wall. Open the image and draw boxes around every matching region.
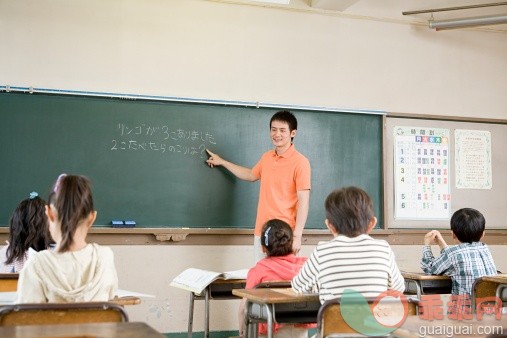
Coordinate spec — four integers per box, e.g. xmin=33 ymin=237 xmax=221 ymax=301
xmin=1 ymin=0 xmax=507 ymax=118
xmin=2 ymin=0 xmax=507 ymax=334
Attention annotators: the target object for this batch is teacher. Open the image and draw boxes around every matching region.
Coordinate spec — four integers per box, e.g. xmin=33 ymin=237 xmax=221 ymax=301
xmin=206 ymin=110 xmax=311 ymax=262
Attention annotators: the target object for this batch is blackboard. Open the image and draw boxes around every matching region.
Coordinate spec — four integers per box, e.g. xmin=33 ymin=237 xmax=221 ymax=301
xmin=385 ymin=117 xmax=507 ymax=229
xmin=0 ymin=92 xmax=383 ymax=229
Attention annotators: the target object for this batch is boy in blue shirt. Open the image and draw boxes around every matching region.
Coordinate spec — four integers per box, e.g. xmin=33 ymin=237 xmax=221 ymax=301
xmin=421 ymin=208 xmax=497 ymax=297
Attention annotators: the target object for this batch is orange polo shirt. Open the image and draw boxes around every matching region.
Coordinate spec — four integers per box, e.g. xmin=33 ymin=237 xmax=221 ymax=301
xmin=251 ymin=144 xmax=311 ymax=236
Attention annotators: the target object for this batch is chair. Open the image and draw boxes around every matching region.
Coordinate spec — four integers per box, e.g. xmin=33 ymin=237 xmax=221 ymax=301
xmin=317 ymin=296 xmax=419 ymax=338
xmin=472 ymin=275 xmax=507 ymax=317
xmin=0 ymin=302 xmax=129 ymax=326
xmin=0 ymin=273 xmax=19 ymax=292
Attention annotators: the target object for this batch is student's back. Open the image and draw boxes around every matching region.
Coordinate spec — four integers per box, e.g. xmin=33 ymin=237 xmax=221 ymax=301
xmin=18 ymin=243 xmax=116 ymax=302
xmin=16 ymin=175 xmax=118 ymax=303
xmin=294 ymin=234 xmax=404 ymax=303
xmin=246 ymin=252 xmax=306 ymax=288
xmin=292 ymin=187 xmax=405 ymax=303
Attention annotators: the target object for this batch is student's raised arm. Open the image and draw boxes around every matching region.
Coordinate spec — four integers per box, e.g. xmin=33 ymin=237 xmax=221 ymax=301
xmin=206 ymin=149 xmax=257 ymax=182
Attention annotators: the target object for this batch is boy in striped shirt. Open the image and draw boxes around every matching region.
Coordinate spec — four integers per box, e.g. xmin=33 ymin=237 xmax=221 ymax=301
xmin=291 ymin=186 xmax=405 ymax=303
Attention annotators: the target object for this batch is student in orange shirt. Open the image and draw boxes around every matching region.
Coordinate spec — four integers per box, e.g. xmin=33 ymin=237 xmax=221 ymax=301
xmin=206 ymin=110 xmax=311 ymax=261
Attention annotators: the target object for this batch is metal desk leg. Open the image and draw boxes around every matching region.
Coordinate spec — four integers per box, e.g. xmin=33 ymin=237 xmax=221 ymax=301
xmin=407 ymin=280 xmax=423 ymax=299
xmin=188 ymin=292 xmax=195 ymax=338
xmin=405 ymin=279 xmax=423 ymax=299
xmin=205 ymin=287 xmax=211 ymax=338
xmin=496 ymin=284 xmax=507 ymax=303
xmin=264 ymin=304 xmax=274 ymax=338
xmin=416 ymin=281 xmax=423 ymax=299
xmin=245 ymin=301 xmax=254 ymax=338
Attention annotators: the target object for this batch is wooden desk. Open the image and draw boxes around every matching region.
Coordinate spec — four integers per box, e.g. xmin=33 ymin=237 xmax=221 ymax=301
xmin=188 ymin=279 xmax=246 ymax=338
xmin=391 ymin=315 xmax=507 ymax=338
xmin=402 ymin=272 xmax=452 ymax=298
xmin=111 ymin=296 xmax=142 ymax=306
xmin=0 ymin=321 xmax=165 ymax=338
xmin=0 ymin=293 xmax=141 ymax=306
xmin=0 ymin=274 xmax=18 ymax=292
xmin=232 ymin=288 xmax=320 ymax=338
xmin=480 ymin=275 xmax=507 ymax=300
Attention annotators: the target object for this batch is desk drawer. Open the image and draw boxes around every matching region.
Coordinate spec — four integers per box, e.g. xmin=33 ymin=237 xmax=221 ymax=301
xmin=250 ymin=301 xmax=320 ymax=324
xmin=404 ymin=279 xmax=452 ymax=295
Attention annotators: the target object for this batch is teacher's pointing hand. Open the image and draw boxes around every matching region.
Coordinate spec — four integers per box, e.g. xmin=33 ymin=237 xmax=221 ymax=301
xmin=206 ymin=149 xmax=225 ymax=168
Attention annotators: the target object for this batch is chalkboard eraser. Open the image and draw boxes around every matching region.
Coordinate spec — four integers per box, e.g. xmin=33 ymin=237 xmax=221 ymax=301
xmin=123 ymin=220 xmax=136 ymax=227
xmin=111 ymin=220 xmax=124 ymax=226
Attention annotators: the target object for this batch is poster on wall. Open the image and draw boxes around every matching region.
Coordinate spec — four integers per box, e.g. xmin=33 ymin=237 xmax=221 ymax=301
xmin=455 ymin=129 xmax=492 ymax=189
xmin=394 ymin=126 xmax=451 ymax=220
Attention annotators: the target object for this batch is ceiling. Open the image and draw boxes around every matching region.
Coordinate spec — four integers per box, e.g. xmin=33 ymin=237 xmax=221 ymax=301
xmin=220 ymin=0 xmax=507 ymax=32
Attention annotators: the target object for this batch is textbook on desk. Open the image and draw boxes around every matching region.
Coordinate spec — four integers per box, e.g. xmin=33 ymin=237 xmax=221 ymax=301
xmin=170 ymin=268 xmax=248 ymax=295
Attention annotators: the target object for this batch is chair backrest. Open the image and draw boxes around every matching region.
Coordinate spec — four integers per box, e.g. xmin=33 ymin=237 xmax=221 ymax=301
xmin=317 ymin=296 xmax=418 ymax=338
xmin=472 ymin=275 xmax=506 ymax=315
xmin=472 ymin=277 xmax=498 ymax=301
xmin=0 ymin=302 xmax=129 ymax=326
xmin=0 ymin=273 xmax=19 ymax=292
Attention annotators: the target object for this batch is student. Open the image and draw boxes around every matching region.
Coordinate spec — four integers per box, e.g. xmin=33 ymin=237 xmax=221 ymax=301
xmin=206 ymin=110 xmax=311 ymax=261
xmin=16 ymin=174 xmax=118 ymax=303
xmin=291 ymin=186 xmax=405 ymax=303
xmin=421 ymin=208 xmax=497 ymax=297
xmin=239 ymin=219 xmax=312 ymax=338
xmin=0 ymin=192 xmax=52 ymax=273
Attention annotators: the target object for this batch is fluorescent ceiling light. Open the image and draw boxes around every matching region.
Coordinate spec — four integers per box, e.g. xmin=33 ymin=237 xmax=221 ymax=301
xmin=429 ymin=13 xmax=507 ymax=30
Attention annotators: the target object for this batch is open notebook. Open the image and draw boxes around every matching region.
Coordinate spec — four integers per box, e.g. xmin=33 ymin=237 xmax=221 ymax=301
xmin=170 ymin=268 xmax=248 ymax=295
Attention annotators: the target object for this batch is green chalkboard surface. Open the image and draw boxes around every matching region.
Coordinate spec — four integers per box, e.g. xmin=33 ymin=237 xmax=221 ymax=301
xmin=0 ymin=92 xmax=382 ymax=229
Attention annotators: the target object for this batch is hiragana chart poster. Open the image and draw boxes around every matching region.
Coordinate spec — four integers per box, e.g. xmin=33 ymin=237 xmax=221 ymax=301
xmin=455 ymin=129 xmax=492 ymax=189
xmin=394 ymin=126 xmax=451 ymax=220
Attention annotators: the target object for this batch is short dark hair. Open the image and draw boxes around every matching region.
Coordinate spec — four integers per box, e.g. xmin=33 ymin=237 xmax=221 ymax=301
xmin=261 ymin=219 xmax=293 ymax=257
xmin=6 ymin=196 xmax=51 ymax=265
xmin=450 ymin=208 xmax=485 ymax=243
xmin=49 ymin=175 xmax=94 ymax=253
xmin=270 ymin=110 xmax=297 ymax=132
xmin=325 ymin=186 xmax=374 ymax=237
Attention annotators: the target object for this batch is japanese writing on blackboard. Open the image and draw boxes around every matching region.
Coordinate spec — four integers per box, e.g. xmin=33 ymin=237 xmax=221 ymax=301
xmin=111 ymin=123 xmax=216 ymax=158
